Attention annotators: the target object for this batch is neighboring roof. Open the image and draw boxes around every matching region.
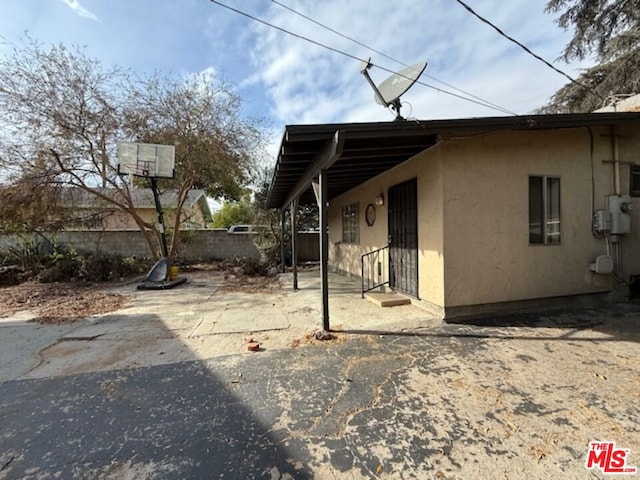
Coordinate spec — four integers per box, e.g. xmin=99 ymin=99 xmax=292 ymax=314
xmin=128 ymin=189 xmax=207 ymax=210
xmin=267 ymin=112 xmax=640 ymax=209
xmin=63 ymin=188 xmax=212 ymax=219
xmin=594 ymin=93 xmax=640 ymax=113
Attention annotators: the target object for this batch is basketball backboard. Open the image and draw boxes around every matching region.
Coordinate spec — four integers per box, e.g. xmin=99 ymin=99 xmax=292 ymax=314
xmin=117 ymin=142 xmax=175 ymax=178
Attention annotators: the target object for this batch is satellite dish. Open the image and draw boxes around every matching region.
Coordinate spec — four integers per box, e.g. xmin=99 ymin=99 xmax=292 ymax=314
xmin=375 ymin=61 xmax=427 ymax=105
xmin=360 ymin=59 xmax=427 ymax=120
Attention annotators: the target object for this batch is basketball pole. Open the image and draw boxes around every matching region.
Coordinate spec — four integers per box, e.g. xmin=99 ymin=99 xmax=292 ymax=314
xmin=149 ymin=177 xmax=169 ymax=258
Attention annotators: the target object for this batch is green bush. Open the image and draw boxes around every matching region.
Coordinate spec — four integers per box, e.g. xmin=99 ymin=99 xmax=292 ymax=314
xmin=217 ymin=256 xmax=272 ymax=277
xmin=38 ymin=249 xmax=80 ymax=283
xmin=0 ymin=240 xmax=43 ymax=270
xmin=35 ymin=249 xmax=152 ymax=283
xmin=118 ymin=256 xmax=153 ymax=277
xmin=77 ymin=255 xmax=118 ymax=281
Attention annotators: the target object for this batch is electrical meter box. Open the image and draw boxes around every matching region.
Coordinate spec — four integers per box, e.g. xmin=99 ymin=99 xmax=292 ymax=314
xmin=608 ymin=194 xmax=632 ymax=235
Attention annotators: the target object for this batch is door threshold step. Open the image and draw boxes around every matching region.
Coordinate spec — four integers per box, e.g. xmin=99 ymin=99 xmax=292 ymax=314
xmin=365 ymin=292 xmax=412 ymax=307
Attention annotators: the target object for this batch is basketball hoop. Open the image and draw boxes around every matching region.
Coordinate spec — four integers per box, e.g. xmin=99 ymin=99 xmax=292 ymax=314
xmin=117 ymin=141 xmax=176 ymax=259
xmin=117 ymin=142 xmax=175 ymax=179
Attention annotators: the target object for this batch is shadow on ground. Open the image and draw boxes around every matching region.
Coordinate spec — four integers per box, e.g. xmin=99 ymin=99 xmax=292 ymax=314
xmin=340 ymin=303 xmax=640 ymax=348
xmin=0 ymin=313 xmax=313 ymax=479
xmin=3 ymin=271 xmax=640 ymax=479
xmin=438 ymin=303 xmax=640 ymax=343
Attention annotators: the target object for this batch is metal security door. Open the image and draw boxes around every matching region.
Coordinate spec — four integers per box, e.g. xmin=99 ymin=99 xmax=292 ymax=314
xmin=388 ymin=178 xmax=418 ymax=297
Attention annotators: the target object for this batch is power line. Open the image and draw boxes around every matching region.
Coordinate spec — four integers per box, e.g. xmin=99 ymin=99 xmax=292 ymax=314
xmin=207 ymin=0 xmax=518 ymax=115
xmin=208 ymin=0 xmax=363 ymax=63
xmin=453 ymin=0 xmax=604 ymax=100
xmin=271 ymin=0 xmax=517 ymax=115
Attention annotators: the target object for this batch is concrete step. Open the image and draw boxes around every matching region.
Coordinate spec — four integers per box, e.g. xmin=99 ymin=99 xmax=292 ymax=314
xmin=364 ymin=292 xmax=412 ymax=307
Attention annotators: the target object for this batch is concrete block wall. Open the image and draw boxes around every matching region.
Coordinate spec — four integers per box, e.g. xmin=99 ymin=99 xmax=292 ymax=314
xmin=177 ymin=230 xmax=260 ymax=262
xmin=0 ymin=230 xmax=320 ymax=263
xmin=295 ymin=232 xmax=320 ymax=262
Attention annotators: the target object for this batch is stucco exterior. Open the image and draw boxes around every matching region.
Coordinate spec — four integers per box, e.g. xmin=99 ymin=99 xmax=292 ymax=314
xmin=329 ymin=143 xmax=445 ymax=309
xmin=328 ymin=122 xmax=640 ymax=316
xmin=64 ymin=188 xmax=212 ymax=231
xmin=97 ymin=204 xmax=209 ymax=230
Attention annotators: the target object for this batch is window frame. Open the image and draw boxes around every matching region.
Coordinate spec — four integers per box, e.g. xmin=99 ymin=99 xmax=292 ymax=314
xmin=630 ymin=164 xmax=640 ymax=197
xmin=529 ymin=175 xmax=561 ymax=246
xmin=341 ymin=202 xmax=360 ymax=244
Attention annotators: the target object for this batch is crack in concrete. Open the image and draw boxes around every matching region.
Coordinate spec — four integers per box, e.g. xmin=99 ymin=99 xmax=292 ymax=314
xmin=1 ymin=455 xmax=15 ymax=471
xmin=307 ymin=353 xmax=414 ymax=440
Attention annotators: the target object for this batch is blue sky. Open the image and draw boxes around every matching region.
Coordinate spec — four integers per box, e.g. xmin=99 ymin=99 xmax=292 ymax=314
xmin=1 ymin=0 xmax=593 ymax=157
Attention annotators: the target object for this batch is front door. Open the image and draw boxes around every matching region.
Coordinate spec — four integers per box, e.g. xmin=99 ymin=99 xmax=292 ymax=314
xmin=388 ymin=178 xmax=418 ymax=297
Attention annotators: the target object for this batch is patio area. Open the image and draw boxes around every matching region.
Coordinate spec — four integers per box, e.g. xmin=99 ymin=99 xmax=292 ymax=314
xmin=2 ymin=267 xmax=640 ymax=478
xmin=0 ymin=269 xmax=440 ymax=382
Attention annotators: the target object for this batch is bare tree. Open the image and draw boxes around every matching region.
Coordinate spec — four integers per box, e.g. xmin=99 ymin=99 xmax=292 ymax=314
xmin=0 ymin=37 xmax=263 ymax=260
xmin=122 ymin=73 xmax=263 ymax=258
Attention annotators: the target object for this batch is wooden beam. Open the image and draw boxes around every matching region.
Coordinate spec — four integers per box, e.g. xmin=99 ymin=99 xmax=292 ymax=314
xmin=312 ymin=179 xmax=320 ymax=205
xmin=281 ymin=130 xmax=345 ymax=211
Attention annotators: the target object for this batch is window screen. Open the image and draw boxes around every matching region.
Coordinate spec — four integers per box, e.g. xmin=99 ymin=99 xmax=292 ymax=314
xmin=529 ymin=176 xmax=560 ymax=245
xmin=342 ymin=203 xmax=359 ymax=244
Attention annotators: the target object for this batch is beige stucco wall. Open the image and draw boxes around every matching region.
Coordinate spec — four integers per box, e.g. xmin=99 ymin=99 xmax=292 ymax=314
xmin=90 ymin=205 xmax=207 ymax=230
xmin=328 ymin=122 xmax=640 ymax=311
xmin=328 ymin=144 xmax=445 ymax=307
xmin=441 ymin=125 xmax=640 ymax=308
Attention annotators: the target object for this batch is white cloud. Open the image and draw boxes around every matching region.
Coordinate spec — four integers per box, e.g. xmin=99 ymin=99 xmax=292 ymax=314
xmin=183 ymin=65 xmax=218 ymax=92
xmin=60 ymin=0 xmax=99 ymax=21
xmin=1 ymin=0 xmax=597 ymax=158
xmin=241 ymin=0 xmax=593 ymax=124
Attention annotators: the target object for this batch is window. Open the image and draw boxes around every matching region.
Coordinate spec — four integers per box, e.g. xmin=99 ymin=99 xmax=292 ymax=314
xmin=630 ymin=165 xmax=640 ymax=197
xmin=529 ymin=176 xmax=560 ymax=245
xmin=342 ymin=203 xmax=359 ymax=243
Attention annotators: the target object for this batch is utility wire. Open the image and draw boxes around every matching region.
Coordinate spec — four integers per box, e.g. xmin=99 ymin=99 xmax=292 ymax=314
xmin=454 ymin=0 xmax=604 ymax=100
xmin=208 ymin=0 xmax=363 ymax=62
xmin=271 ymin=0 xmax=517 ymax=115
xmin=208 ymin=0 xmax=518 ymax=115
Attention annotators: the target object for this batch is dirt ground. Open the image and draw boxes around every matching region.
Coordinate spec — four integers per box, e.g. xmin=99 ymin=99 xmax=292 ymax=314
xmin=0 ymin=282 xmax=130 ymax=324
xmin=1 ymin=269 xmax=640 ymax=479
xmin=0 ymin=264 xmax=280 ymax=324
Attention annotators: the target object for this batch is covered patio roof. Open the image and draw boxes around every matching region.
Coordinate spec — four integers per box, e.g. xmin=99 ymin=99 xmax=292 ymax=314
xmin=266 ymin=112 xmax=640 ymax=210
xmin=267 ymin=121 xmax=436 ymax=208
xmin=267 ymin=111 xmax=640 ymax=334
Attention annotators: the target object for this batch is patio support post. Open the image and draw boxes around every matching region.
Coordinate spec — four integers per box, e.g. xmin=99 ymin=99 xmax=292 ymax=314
xmin=281 ymin=131 xmax=343 ymax=332
xmin=291 ymin=197 xmax=299 ymax=290
xmin=319 ymin=168 xmax=330 ymax=332
xmin=280 ymin=208 xmax=286 ymax=273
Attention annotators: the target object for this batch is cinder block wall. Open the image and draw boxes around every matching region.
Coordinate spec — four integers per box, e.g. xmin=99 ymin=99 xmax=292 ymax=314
xmin=295 ymin=232 xmax=320 ymax=262
xmin=0 ymin=230 xmax=320 ymax=263
xmin=178 ymin=230 xmax=261 ymax=261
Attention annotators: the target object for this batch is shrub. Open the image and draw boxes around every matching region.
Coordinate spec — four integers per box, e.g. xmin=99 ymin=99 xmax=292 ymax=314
xmin=235 ymin=256 xmax=270 ymax=276
xmin=77 ymin=254 xmax=118 ymax=281
xmin=36 ymin=250 xmax=152 ymax=283
xmin=0 ymin=240 xmax=43 ymax=270
xmin=38 ymin=250 xmax=80 ymax=283
xmin=217 ymin=256 xmax=271 ymax=277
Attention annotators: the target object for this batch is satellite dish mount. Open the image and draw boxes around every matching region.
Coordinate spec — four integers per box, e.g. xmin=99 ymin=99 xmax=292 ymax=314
xmin=360 ymin=58 xmax=427 ymax=120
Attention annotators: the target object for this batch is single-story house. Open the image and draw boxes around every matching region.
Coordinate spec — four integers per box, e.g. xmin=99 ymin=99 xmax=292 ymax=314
xmin=266 ymin=112 xmax=640 ymax=322
xmin=63 ymin=188 xmax=212 ymax=230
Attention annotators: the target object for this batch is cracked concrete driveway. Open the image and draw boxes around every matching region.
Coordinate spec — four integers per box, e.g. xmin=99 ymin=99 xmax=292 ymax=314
xmin=1 ymin=270 xmax=640 ymax=479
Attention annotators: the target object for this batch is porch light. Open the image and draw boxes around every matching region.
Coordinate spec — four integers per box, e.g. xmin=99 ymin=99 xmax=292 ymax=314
xmin=374 ymin=195 xmax=385 ymax=207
